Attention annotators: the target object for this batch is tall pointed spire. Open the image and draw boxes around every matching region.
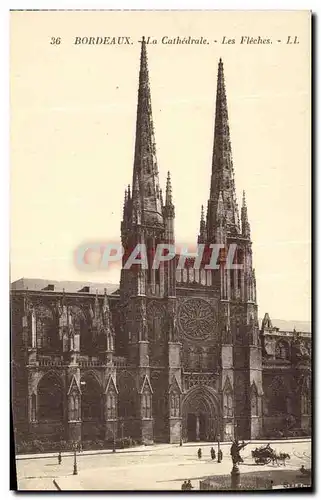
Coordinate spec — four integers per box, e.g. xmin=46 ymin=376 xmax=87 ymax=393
xmin=241 ymin=190 xmax=251 ymax=238
xmin=198 ymin=205 xmax=207 ymax=244
xmin=207 ymin=59 xmax=239 ymax=241
xmin=131 ymin=37 xmax=163 ymax=226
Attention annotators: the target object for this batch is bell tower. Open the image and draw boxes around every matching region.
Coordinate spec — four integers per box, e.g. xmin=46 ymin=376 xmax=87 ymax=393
xmin=205 ymin=59 xmax=263 ymax=440
xmin=120 ymin=38 xmax=177 ymax=443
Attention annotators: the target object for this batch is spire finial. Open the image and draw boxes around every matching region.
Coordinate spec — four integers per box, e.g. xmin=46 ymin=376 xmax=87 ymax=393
xmin=242 ymin=190 xmax=246 ymax=207
xmin=201 ymin=204 xmax=205 ymax=222
xmin=165 ymin=171 xmax=173 ymax=206
xmin=198 ymin=204 xmax=207 ymax=243
xmin=163 ymin=171 xmax=175 ymax=219
xmin=241 ymin=190 xmax=251 ymax=238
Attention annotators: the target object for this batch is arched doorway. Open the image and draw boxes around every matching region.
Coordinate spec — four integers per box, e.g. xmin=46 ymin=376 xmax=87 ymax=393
xmin=37 ymin=372 xmax=64 ymax=441
xmin=81 ymin=373 xmax=103 ymax=441
xmin=182 ymin=386 xmax=220 ymax=442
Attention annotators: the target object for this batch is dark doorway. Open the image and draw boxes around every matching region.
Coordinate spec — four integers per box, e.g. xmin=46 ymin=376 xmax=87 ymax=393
xmin=199 ymin=412 xmax=207 ymax=441
xmin=81 ymin=375 xmax=103 ymax=441
xmin=187 ymin=413 xmax=196 ymax=441
xmin=38 ymin=373 xmax=63 ymax=422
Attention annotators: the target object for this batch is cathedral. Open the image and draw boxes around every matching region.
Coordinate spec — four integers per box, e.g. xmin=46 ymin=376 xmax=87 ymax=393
xmin=11 ymin=39 xmax=311 ymax=449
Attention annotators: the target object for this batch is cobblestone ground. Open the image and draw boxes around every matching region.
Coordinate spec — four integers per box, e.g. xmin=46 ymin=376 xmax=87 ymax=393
xmin=16 ymin=440 xmax=311 ymax=491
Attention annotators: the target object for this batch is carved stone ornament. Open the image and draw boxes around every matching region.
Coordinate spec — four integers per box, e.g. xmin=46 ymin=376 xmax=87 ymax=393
xmin=178 ymin=298 xmax=215 ymax=341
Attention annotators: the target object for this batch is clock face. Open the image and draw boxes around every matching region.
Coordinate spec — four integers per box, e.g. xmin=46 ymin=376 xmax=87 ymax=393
xmin=178 ymin=298 xmax=216 ymax=341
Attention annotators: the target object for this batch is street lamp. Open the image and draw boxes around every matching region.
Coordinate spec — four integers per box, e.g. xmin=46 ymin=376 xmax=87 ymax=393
xmin=217 ymin=433 xmax=221 ymax=463
xmin=180 ymin=421 xmax=183 ymax=447
xmin=112 ymin=420 xmax=116 ymax=452
xmin=73 ymin=444 xmax=78 ymax=475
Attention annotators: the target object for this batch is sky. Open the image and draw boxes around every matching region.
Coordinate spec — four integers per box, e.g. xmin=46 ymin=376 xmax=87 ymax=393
xmin=10 ymin=10 xmax=311 ymax=322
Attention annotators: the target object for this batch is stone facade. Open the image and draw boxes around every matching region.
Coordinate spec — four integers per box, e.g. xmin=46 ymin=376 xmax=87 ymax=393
xmin=11 ymin=39 xmax=311 ymax=447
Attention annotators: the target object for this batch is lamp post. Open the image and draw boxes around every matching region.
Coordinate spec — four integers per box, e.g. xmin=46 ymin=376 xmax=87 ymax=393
xmin=180 ymin=421 xmax=183 ymax=447
xmin=73 ymin=444 xmax=78 ymax=475
xmin=112 ymin=421 xmax=116 ymax=452
xmin=217 ymin=433 xmax=221 ymax=463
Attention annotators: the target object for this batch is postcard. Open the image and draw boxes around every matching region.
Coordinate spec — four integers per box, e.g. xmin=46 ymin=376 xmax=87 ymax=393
xmin=10 ymin=10 xmax=311 ymax=491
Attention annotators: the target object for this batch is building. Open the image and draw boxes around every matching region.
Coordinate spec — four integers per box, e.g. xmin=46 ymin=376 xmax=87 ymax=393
xmin=11 ymin=39 xmax=311 ymax=448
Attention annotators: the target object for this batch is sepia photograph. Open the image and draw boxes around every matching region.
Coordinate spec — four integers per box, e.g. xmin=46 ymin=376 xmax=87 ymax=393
xmin=10 ymin=10 xmax=311 ymax=491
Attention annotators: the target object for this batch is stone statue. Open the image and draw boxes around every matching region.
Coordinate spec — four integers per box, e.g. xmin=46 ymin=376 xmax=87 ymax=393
xmin=230 ymin=439 xmax=248 ymax=465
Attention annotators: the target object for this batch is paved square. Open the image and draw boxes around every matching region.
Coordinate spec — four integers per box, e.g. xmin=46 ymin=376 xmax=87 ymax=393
xmin=16 ymin=439 xmax=311 ymax=491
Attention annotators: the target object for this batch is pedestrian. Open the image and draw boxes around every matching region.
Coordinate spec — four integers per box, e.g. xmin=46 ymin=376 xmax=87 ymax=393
xmin=218 ymin=449 xmax=223 ymax=462
xmin=210 ymin=447 xmax=216 ymax=460
xmin=181 ymin=480 xmax=187 ymax=490
xmin=186 ymin=480 xmax=193 ymax=490
xmin=198 ymin=448 xmax=202 ymax=459
xmin=58 ymin=451 xmax=62 ymax=465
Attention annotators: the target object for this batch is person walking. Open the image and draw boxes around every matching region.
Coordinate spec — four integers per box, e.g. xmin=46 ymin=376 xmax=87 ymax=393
xmin=186 ymin=480 xmax=193 ymax=490
xmin=197 ymin=448 xmax=202 ymax=459
xmin=218 ymin=449 xmax=223 ymax=462
xmin=210 ymin=447 xmax=216 ymax=460
xmin=58 ymin=451 xmax=62 ymax=465
xmin=181 ymin=480 xmax=188 ymax=490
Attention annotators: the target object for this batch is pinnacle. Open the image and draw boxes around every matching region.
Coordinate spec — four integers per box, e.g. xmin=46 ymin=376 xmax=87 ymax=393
xmin=165 ymin=171 xmax=173 ymax=206
xmin=242 ymin=190 xmax=247 ymax=208
xmin=201 ymin=204 xmax=205 ymax=222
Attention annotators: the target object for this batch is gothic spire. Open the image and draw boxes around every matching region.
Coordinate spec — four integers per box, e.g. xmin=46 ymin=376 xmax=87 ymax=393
xmin=163 ymin=171 xmax=175 ymax=219
xmin=131 ymin=37 xmax=163 ymax=226
xmin=241 ymin=190 xmax=251 ymax=238
xmin=207 ymin=58 xmax=239 ymax=241
xmin=198 ymin=205 xmax=207 ymax=244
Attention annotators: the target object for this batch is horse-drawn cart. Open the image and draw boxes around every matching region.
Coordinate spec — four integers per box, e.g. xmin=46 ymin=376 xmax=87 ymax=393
xmin=252 ymin=444 xmax=291 ymax=466
xmin=252 ymin=444 xmax=275 ymax=465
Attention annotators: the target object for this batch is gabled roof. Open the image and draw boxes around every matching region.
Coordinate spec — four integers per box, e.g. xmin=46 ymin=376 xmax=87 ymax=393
xmin=67 ymin=375 xmax=81 ymax=395
xmin=139 ymin=374 xmax=153 ymax=394
xmin=169 ymin=374 xmax=182 ymax=394
xmin=105 ymin=375 xmax=118 ymax=394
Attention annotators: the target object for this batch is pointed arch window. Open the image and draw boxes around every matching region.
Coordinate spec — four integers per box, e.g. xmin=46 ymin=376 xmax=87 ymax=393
xmin=142 ymin=391 xmax=152 ymax=419
xmin=35 ymin=306 xmax=54 ymax=350
xmin=223 ymin=381 xmax=233 ymax=417
xmin=107 ymin=391 xmax=117 ymax=420
xmin=170 ymin=392 xmax=180 ymax=418
xmin=38 ymin=373 xmax=63 ymax=422
xmin=301 ymin=377 xmax=311 ymax=415
xmin=69 ymin=392 xmax=80 ymax=421
xmin=31 ymin=393 xmax=37 ymax=422
xmin=275 ymin=341 xmax=289 ymax=360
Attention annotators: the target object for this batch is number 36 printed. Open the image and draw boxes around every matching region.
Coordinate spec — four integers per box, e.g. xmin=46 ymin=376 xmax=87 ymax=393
xmin=50 ymin=37 xmax=61 ymax=45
